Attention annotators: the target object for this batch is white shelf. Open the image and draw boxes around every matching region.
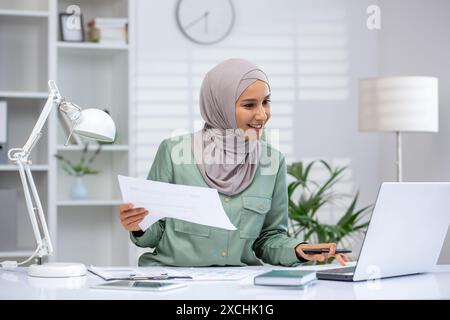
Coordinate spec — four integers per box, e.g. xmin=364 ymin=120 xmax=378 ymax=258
xmin=57 ymin=42 xmax=129 ymax=51
xmin=57 ymin=144 xmax=129 ymax=151
xmin=0 ymin=250 xmax=34 ymax=258
xmin=0 ymin=91 xmax=48 ymax=99
xmin=0 ymin=165 xmax=49 ymax=171
xmin=57 ymin=200 xmax=123 ymax=207
xmin=0 ymin=9 xmax=48 ymax=17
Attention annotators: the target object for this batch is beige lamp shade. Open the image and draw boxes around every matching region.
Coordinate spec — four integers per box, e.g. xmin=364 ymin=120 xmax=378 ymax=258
xmin=359 ymin=76 xmax=438 ymax=132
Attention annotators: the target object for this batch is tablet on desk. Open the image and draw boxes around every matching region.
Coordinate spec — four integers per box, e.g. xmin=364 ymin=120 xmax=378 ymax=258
xmin=90 ymin=280 xmax=187 ymax=292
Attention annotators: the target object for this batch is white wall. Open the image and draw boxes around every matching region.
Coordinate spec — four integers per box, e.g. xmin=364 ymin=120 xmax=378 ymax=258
xmin=379 ymin=0 xmax=450 ymax=263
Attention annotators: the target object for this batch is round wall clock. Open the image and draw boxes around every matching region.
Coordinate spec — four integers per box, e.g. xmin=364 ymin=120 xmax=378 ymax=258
xmin=176 ymin=0 xmax=235 ymax=45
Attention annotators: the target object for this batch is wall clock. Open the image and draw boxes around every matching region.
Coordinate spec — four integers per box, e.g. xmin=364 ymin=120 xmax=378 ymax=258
xmin=176 ymin=0 xmax=235 ymax=45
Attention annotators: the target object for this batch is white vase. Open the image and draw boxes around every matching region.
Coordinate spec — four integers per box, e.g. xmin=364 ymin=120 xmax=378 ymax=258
xmin=71 ymin=176 xmax=88 ymax=200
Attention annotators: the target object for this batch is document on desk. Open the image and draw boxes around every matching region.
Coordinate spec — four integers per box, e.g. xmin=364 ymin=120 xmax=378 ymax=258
xmin=165 ymin=267 xmax=259 ymax=281
xmin=118 ymin=175 xmax=236 ymax=231
xmin=88 ymin=266 xmax=192 ymax=281
xmin=89 ymin=266 xmax=256 ymax=282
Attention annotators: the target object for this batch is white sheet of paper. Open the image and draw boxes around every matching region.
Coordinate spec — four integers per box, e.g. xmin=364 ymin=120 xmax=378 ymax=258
xmin=118 ymin=175 xmax=236 ymax=231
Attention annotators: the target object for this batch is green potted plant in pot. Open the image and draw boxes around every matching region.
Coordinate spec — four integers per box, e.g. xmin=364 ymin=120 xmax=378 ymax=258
xmin=287 ymin=160 xmax=373 ymax=264
xmin=55 ymin=142 xmax=102 ymax=200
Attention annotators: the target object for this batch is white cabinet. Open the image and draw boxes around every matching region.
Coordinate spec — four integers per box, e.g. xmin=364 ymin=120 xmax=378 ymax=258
xmin=0 ymin=0 xmax=134 ymax=266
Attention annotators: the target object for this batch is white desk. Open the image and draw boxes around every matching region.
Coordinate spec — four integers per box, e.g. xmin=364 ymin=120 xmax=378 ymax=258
xmin=1 ymin=264 xmax=450 ymax=300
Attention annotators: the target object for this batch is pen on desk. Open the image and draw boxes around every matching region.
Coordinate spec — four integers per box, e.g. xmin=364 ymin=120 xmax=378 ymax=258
xmin=157 ymin=272 xmax=193 ymax=280
xmin=302 ymin=249 xmax=351 ymax=255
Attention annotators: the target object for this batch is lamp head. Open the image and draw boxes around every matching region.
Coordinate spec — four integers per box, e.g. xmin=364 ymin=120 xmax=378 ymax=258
xmin=73 ymin=108 xmax=116 ymax=142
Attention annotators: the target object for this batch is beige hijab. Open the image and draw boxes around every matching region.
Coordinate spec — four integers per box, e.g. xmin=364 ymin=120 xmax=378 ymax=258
xmin=192 ymin=59 xmax=270 ymax=196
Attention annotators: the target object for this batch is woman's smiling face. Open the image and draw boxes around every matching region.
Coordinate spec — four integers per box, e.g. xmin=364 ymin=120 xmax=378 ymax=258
xmin=235 ymin=80 xmax=271 ymax=140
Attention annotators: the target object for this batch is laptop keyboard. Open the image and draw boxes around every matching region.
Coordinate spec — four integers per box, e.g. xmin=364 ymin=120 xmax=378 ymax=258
xmin=321 ymin=266 xmax=356 ymax=274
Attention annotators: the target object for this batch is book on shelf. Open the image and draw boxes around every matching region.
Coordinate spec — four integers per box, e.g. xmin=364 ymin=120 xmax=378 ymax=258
xmin=254 ymin=269 xmax=317 ymax=287
xmin=87 ymin=17 xmax=128 ymax=44
xmin=88 ymin=18 xmax=128 ymax=28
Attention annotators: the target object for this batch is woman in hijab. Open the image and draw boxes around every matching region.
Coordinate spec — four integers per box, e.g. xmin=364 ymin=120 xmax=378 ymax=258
xmin=119 ymin=59 xmax=349 ymax=267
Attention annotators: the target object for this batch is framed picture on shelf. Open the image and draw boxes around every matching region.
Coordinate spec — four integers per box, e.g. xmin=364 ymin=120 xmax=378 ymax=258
xmin=59 ymin=13 xmax=85 ymax=42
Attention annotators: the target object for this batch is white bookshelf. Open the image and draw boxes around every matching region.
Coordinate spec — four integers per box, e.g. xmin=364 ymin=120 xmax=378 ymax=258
xmin=0 ymin=165 xmax=49 ymax=171
xmin=57 ymin=200 xmax=123 ymax=206
xmin=0 ymin=0 xmax=133 ymax=266
xmin=0 ymin=0 xmax=51 ymax=258
xmin=52 ymin=0 xmax=131 ymax=266
xmin=0 ymin=91 xmax=48 ymax=99
xmin=53 ymin=0 xmax=132 ymax=266
xmin=0 ymin=9 xmax=49 ymax=17
xmin=57 ymin=41 xmax=128 ymax=50
xmin=57 ymin=144 xmax=129 ymax=151
xmin=0 ymin=0 xmax=48 ymax=11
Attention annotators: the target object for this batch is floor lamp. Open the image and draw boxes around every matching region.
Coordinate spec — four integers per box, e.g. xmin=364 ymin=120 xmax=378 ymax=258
xmin=4 ymin=80 xmax=116 ymax=277
xmin=359 ymin=76 xmax=438 ymax=182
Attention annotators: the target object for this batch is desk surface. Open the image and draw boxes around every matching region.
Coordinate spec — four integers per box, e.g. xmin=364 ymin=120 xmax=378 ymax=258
xmin=1 ymin=263 xmax=450 ymax=300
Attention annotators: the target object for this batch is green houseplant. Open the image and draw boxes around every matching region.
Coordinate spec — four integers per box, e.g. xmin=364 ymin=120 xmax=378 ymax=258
xmin=287 ymin=160 xmax=372 ymax=261
xmin=55 ymin=142 xmax=102 ymax=200
xmin=55 ymin=142 xmax=102 ymax=176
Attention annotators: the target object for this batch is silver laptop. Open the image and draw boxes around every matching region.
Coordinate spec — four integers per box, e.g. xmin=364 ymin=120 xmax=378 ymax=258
xmin=317 ymin=183 xmax=450 ymax=281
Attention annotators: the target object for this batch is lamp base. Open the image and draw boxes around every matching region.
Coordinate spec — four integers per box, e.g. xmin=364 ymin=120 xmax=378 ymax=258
xmin=28 ymin=262 xmax=87 ymax=278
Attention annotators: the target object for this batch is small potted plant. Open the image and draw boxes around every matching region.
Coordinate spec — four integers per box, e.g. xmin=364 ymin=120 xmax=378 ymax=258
xmin=55 ymin=142 xmax=102 ymax=200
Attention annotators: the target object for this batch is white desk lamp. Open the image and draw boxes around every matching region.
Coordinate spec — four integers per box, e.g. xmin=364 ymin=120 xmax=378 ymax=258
xmin=359 ymin=76 xmax=438 ymax=182
xmin=6 ymin=80 xmax=116 ymax=277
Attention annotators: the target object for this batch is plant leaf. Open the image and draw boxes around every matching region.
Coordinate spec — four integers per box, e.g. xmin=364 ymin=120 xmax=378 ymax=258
xmin=288 ymin=159 xmax=372 ymax=249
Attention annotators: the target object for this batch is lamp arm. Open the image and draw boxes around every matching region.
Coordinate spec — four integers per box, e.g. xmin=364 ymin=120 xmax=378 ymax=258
xmin=16 ymin=160 xmax=53 ymax=258
xmin=20 ymin=81 xmax=62 ymax=160
xmin=6 ymin=80 xmax=61 ymax=262
xmin=58 ymin=100 xmax=82 ymax=146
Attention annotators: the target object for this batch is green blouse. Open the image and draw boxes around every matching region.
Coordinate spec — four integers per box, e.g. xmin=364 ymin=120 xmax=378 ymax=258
xmin=130 ymin=134 xmax=303 ymax=267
